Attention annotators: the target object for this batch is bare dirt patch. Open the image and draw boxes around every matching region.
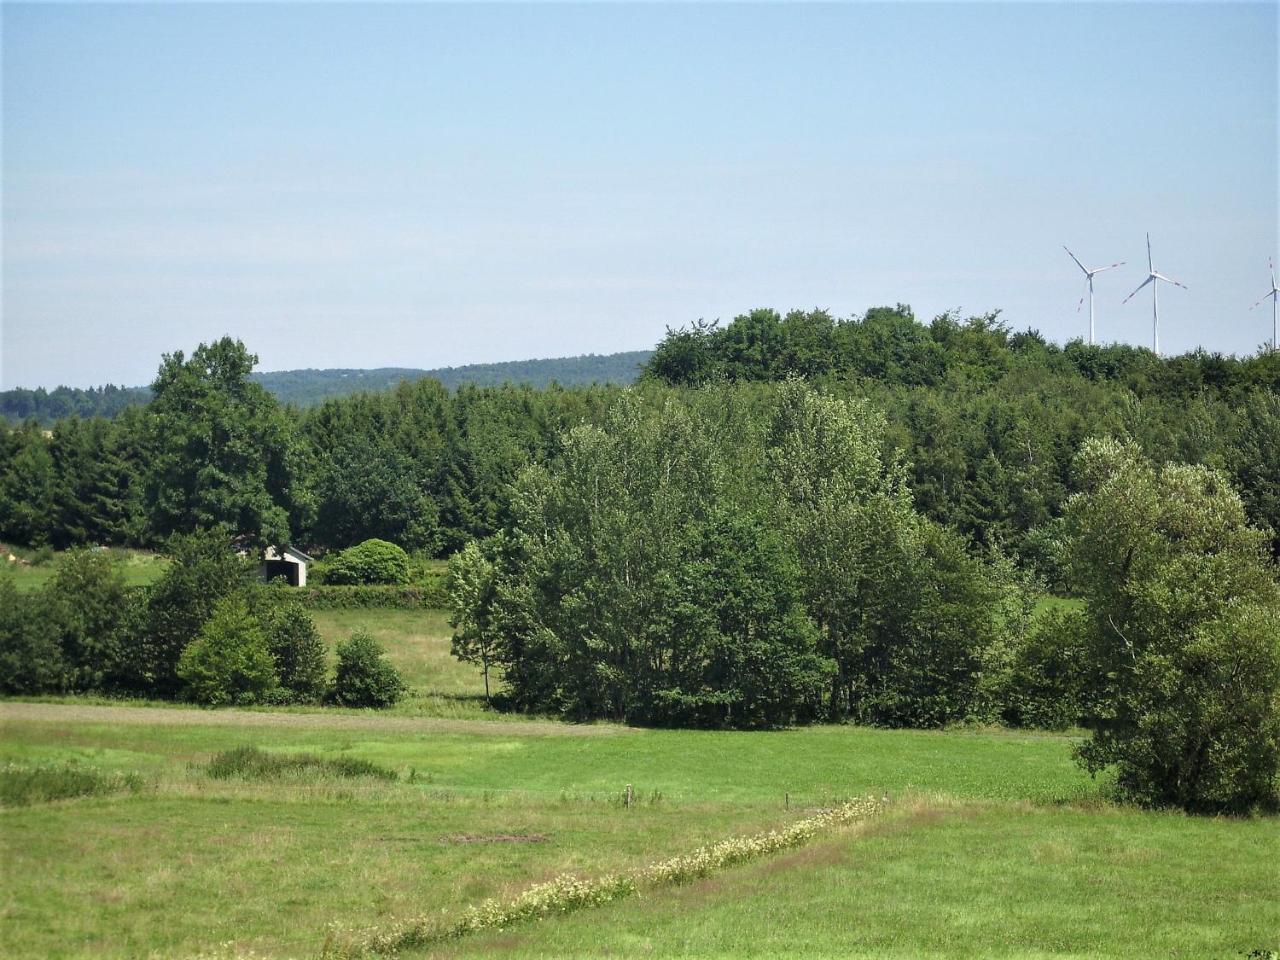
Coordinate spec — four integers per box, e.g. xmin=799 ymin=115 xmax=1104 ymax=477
xmin=443 ymin=833 xmax=550 ymax=845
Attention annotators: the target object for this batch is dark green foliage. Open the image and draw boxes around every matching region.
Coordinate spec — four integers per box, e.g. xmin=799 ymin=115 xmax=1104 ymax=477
xmin=312 ymin=437 xmax=439 ymax=552
xmin=136 ymin=530 xmax=256 ymax=696
xmin=0 ymin=384 xmax=149 ymax=425
xmin=321 ymin=539 xmax=412 ymax=585
xmin=1229 ymin=390 xmax=1280 ymax=556
xmin=330 ymin=631 xmax=406 ymax=708
xmin=639 ymin=510 xmax=832 ymax=729
xmin=249 ymin=587 xmax=328 ymax=703
xmin=452 ymin=384 xmax=1003 ymax=729
xmin=0 ymin=353 xmax=650 ymax=425
xmin=997 ymin=608 xmax=1090 ymax=730
xmin=41 ymin=549 xmax=145 ymax=691
xmin=176 ymin=595 xmax=279 ymax=705
xmin=1063 ymin=439 xmax=1280 ymax=814
xmin=856 ymin=523 xmax=1007 ymax=728
xmin=145 ymin=337 xmax=305 ymax=548
xmin=0 ymin=763 xmax=143 ymax=807
xmin=0 ymin=424 xmax=57 ymax=546
xmin=294 ymin=584 xmax=448 ymax=609
xmin=204 ymin=746 xmax=397 ymax=781
xmin=0 ymin=578 xmax=65 ymax=694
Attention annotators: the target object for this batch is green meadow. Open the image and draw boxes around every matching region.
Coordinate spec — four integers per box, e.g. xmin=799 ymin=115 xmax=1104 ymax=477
xmin=1 ymin=608 xmax=1276 ymax=960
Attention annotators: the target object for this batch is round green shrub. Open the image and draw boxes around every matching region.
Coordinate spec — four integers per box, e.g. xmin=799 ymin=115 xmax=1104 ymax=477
xmin=176 ymin=596 xmax=278 ymax=705
xmin=330 ymin=630 xmax=405 ymax=708
xmin=322 ymin=539 xmax=411 ymax=586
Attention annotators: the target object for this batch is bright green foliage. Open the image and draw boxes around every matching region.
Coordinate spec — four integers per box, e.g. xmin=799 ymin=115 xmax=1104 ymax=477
xmin=134 ymin=529 xmax=256 ymax=696
xmin=448 ymin=538 xmax=501 ymax=703
xmin=330 ymin=630 xmax=406 ymax=707
xmin=176 ymin=595 xmax=278 ymax=705
xmin=1063 ymin=438 xmax=1280 ymax=813
xmin=322 ymin=538 xmax=412 ymax=585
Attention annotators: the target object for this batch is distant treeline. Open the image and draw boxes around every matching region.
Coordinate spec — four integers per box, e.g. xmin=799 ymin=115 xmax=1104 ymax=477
xmin=1 ymin=308 xmax=1277 ymax=572
xmin=0 ymin=351 xmax=652 ymax=424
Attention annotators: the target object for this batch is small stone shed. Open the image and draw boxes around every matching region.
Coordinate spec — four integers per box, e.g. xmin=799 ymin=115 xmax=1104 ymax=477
xmin=260 ymin=545 xmax=312 ymax=587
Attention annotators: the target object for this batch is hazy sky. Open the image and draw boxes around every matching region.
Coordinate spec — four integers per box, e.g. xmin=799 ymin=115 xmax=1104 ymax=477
xmin=2 ymin=2 xmax=1277 ymax=389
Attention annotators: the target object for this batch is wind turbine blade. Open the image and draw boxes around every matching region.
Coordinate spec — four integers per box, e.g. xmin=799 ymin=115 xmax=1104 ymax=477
xmin=1251 ymin=291 xmax=1276 ymax=310
xmin=1154 ymin=272 xmax=1187 ymax=290
xmin=1063 ymin=246 xmax=1088 ymax=275
xmin=1076 ymin=295 xmax=1086 ymax=313
xmin=1092 ymin=261 xmax=1126 ymax=274
xmin=1122 ymin=276 xmax=1153 ymax=304
xmin=1146 ymin=233 xmax=1153 ymax=272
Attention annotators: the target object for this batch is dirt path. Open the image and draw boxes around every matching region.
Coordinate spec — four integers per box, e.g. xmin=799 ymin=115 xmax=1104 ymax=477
xmin=0 ymin=701 xmax=632 ymax=737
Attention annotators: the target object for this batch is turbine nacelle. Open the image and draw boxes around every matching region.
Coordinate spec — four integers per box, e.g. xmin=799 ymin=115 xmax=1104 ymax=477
xmin=1121 ymin=233 xmax=1186 ymax=356
xmin=1064 ymin=245 xmax=1124 ymax=344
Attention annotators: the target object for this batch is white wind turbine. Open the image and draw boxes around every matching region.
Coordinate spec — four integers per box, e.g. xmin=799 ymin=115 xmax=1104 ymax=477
xmin=1121 ymin=233 xmax=1186 ymax=356
xmin=1064 ymin=246 xmax=1125 ymax=345
xmin=1249 ymin=258 xmax=1279 ymax=352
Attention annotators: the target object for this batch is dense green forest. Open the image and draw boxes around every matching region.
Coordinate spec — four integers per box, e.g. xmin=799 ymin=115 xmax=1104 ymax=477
xmin=3 ymin=306 xmax=1276 ymax=566
xmin=0 ymin=351 xmax=652 ymax=424
xmin=3 ymin=306 xmax=1279 ymax=812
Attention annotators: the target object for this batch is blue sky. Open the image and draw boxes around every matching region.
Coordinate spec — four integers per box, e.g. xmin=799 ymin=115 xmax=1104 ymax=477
xmin=2 ymin=1 xmax=1276 ymax=389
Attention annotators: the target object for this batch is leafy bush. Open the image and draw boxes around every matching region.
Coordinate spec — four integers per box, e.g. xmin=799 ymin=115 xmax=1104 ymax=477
xmin=0 ymin=578 xmax=65 ymax=694
xmin=204 ymin=746 xmax=396 ymax=781
xmin=134 ymin=529 xmax=256 ymax=696
xmin=321 ymin=539 xmax=411 ymax=586
xmin=330 ymin=630 xmax=405 ymax=708
xmin=176 ymin=596 xmax=279 ymax=705
xmin=41 ymin=549 xmax=145 ymax=691
xmin=249 ymin=587 xmax=328 ymax=702
xmin=295 ymin=583 xmax=447 ymax=610
xmin=1063 ymin=439 xmax=1280 ymax=814
xmin=997 ymin=607 xmax=1090 ymax=730
xmin=0 ymin=762 xmax=143 ymax=807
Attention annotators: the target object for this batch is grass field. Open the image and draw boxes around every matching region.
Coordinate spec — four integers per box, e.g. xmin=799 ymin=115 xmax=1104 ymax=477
xmin=309 ymin=609 xmax=499 ymax=719
xmin=3 ymin=547 xmax=168 ymax=593
xmin=2 ymin=605 xmax=1276 ymax=960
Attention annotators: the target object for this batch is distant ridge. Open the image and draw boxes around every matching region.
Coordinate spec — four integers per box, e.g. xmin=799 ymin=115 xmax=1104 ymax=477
xmin=1 ymin=350 xmax=653 ymax=424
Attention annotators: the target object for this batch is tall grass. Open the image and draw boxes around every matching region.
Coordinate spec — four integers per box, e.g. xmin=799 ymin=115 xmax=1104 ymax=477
xmin=204 ymin=746 xmax=398 ymax=782
xmin=0 ymin=762 xmax=144 ymax=807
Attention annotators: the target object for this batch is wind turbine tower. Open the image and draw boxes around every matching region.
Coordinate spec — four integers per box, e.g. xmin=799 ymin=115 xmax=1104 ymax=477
xmin=1122 ymin=233 xmax=1187 ymax=356
xmin=1064 ymin=246 xmax=1124 ymax=345
xmin=1250 ymin=259 xmax=1280 ymax=352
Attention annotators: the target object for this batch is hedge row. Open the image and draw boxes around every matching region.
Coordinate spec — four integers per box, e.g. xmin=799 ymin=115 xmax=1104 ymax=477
xmin=294 ymin=583 xmax=448 ymax=610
